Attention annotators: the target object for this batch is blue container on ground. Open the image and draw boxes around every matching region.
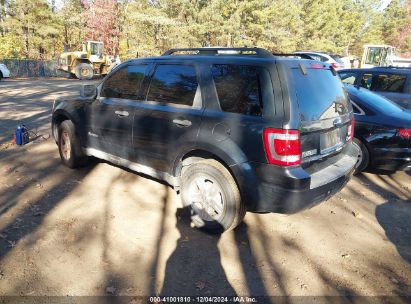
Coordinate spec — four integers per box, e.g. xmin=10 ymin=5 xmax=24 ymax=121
xmin=15 ymin=124 xmax=29 ymax=145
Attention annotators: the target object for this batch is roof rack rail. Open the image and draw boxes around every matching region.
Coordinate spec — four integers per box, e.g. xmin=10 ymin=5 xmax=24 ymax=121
xmin=272 ymin=53 xmax=313 ymax=60
xmin=162 ymin=47 xmax=274 ymax=58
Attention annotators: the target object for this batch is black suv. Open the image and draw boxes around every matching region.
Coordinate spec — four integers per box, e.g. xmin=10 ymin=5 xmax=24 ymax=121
xmin=52 ymin=47 xmax=357 ymax=232
xmin=339 ymin=67 xmax=411 ymax=109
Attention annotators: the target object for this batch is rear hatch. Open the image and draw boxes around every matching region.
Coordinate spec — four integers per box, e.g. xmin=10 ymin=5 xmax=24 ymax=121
xmin=284 ymin=61 xmax=353 ymax=166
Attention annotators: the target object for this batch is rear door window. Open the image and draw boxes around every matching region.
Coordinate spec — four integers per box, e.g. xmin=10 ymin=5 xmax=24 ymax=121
xmin=211 ymin=64 xmax=263 ymax=116
xmin=101 ymin=65 xmax=147 ymax=100
xmin=360 ymin=73 xmax=406 ymax=93
xmin=146 ymin=64 xmax=198 ymax=106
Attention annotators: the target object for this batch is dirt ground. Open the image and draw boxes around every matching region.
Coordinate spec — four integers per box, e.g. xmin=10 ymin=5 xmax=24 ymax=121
xmin=0 ymin=79 xmax=410 ymax=303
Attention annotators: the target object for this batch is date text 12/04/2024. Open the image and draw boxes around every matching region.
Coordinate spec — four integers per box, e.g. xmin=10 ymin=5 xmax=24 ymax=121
xmin=149 ymin=296 xmax=258 ymax=303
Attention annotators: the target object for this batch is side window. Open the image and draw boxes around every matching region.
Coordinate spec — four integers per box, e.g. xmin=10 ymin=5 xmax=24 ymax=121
xmin=339 ymin=72 xmax=357 ymax=85
xmin=370 ymin=74 xmax=406 ymax=93
xmin=211 ymin=64 xmax=262 ymax=116
xmin=350 ymin=100 xmax=365 ymax=115
xmin=101 ymin=65 xmax=147 ymax=99
xmin=317 ymin=55 xmax=329 ymax=62
xmin=146 ymin=64 xmax=198 ymax=106
xmin=360 ymin=73 xmax=372 ymax=89
xmin=307 ymin=54 xmax=321 ymax=61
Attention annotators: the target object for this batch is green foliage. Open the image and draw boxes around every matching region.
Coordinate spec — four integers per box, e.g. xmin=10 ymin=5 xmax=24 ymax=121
xmin=58 ymin=0 xmax=86 ymax=51
xmin=3 ymin=0 xmax=61 ymax=59
xmin=0 ymin=0 xmax=409 ymax=60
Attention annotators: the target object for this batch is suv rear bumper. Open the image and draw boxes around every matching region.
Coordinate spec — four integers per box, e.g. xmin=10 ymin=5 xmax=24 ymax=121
xmin=235 ymin=142 xmax=358 ymax=213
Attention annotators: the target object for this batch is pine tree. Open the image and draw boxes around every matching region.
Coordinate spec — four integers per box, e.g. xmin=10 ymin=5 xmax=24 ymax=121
xmin=5 ymin=0 xmax=60 ymax=59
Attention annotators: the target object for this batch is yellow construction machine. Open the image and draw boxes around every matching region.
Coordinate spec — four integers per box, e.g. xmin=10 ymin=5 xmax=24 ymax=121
xmin=58 ymin=41 xmax=120 ymax=80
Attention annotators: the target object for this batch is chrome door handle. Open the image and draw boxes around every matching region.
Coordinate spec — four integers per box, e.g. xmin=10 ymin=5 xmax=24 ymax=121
xmin=115 ymin=110 xmax=129 ymax=117
xmin=172 ymin=119 xmax=192 ymax=127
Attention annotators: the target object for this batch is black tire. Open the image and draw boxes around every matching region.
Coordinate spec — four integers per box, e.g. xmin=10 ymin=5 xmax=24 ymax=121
xmin=180 ymin=159 xmax=245 ymax=233
xmin=58 ymin=120 xmax=88 ymax=168
xmin=352 ymin=137 xmax=369 ymax=175
xmin=75 ymin=63 xmax=94 ymax=80
xmin=0 ymin=71 xmax=3 ymax=81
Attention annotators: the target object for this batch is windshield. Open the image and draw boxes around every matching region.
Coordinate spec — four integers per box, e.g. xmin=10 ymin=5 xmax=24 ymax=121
xmin=346 ymin=85 xmax=403 ymax=114
xmin=90 ymin=43 xmax=103 ymax=56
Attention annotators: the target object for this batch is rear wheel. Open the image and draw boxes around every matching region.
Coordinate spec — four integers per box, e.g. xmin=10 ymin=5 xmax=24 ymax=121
xmin=0 ymin=71 xmax=3 ymax=81
xmin=180 ymin=159 xmax=245 ymax=233
xmin=58 ymin=120 xmax=88 ymax=168
xmin=352 ymin=138 xmax=369 ymax=175
xmin=75 ymin=63 xmax=94 ymax=80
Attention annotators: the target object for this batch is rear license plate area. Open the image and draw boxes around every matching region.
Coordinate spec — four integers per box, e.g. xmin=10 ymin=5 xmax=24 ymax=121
xmin=320 ymin=128 xmax=343 ymax=154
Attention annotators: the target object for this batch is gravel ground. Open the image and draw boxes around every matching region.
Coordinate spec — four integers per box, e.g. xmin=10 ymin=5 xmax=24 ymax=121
xmin=0 ymin=79 xmax=410 ymax=303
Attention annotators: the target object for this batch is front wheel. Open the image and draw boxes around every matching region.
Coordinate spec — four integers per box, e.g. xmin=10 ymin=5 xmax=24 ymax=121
xmin=58 ymin=120 xmax=88 ymax=168
xmin=75 ymin=63 xmax=94 ymax=80
xmin=180 ymin=159 xmax=245 ymax=233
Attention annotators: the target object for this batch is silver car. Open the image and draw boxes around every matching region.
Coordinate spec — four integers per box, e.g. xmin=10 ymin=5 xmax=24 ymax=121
xmin=294 ymin=51 xmax=346 ymax=69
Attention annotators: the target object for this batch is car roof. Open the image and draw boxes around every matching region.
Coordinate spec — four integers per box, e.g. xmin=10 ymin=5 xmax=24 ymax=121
xmin=339 ymin=67 xmax=411 ymax=74
xmin=294 ymin=51 xmax=341 ymax=57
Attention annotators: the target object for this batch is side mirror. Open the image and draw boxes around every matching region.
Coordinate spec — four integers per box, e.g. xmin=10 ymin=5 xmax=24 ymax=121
xmin=80 ymin=84 xmax=97 ymax=99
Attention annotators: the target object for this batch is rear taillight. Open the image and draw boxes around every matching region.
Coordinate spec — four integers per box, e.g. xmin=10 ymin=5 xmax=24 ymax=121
xmin=331 ymin=62 xmax=339 ymax=69
xmin=347 ymin=119 xmax=355 ymax=141
xmin=398 ymin=128 xmax=411 ymax=139
xmin=263 ymin=128 xmax=301 ymax=166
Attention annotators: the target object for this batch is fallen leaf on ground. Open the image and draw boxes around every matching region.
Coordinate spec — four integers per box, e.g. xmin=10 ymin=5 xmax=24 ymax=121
xmin=341 ymin=254 xmax=350 ymax=258
xmin=300 ymin=283 xmax=308 ymax=289
xmin=352 ymin=211 xmax=363 ymax=218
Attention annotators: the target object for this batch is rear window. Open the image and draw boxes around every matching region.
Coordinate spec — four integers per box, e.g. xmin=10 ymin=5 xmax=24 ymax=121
xmin=353 ymin=88 xmax=403 ymax=114
xmin=291 ymin=68 xmax=350 ymax=122
xmin=211 ymin=64 xmax=262 ymax=116
xmin=360 ymin=73 xmax=406 ymax=93
xmin=147 ymin=64 xmax=198 ymax=106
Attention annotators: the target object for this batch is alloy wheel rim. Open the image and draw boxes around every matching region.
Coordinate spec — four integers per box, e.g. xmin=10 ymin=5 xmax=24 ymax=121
xmin=61 ymin=131 xmax=71 ymax=160
xmin=187 ymin=175 xmax=225 ymax=222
